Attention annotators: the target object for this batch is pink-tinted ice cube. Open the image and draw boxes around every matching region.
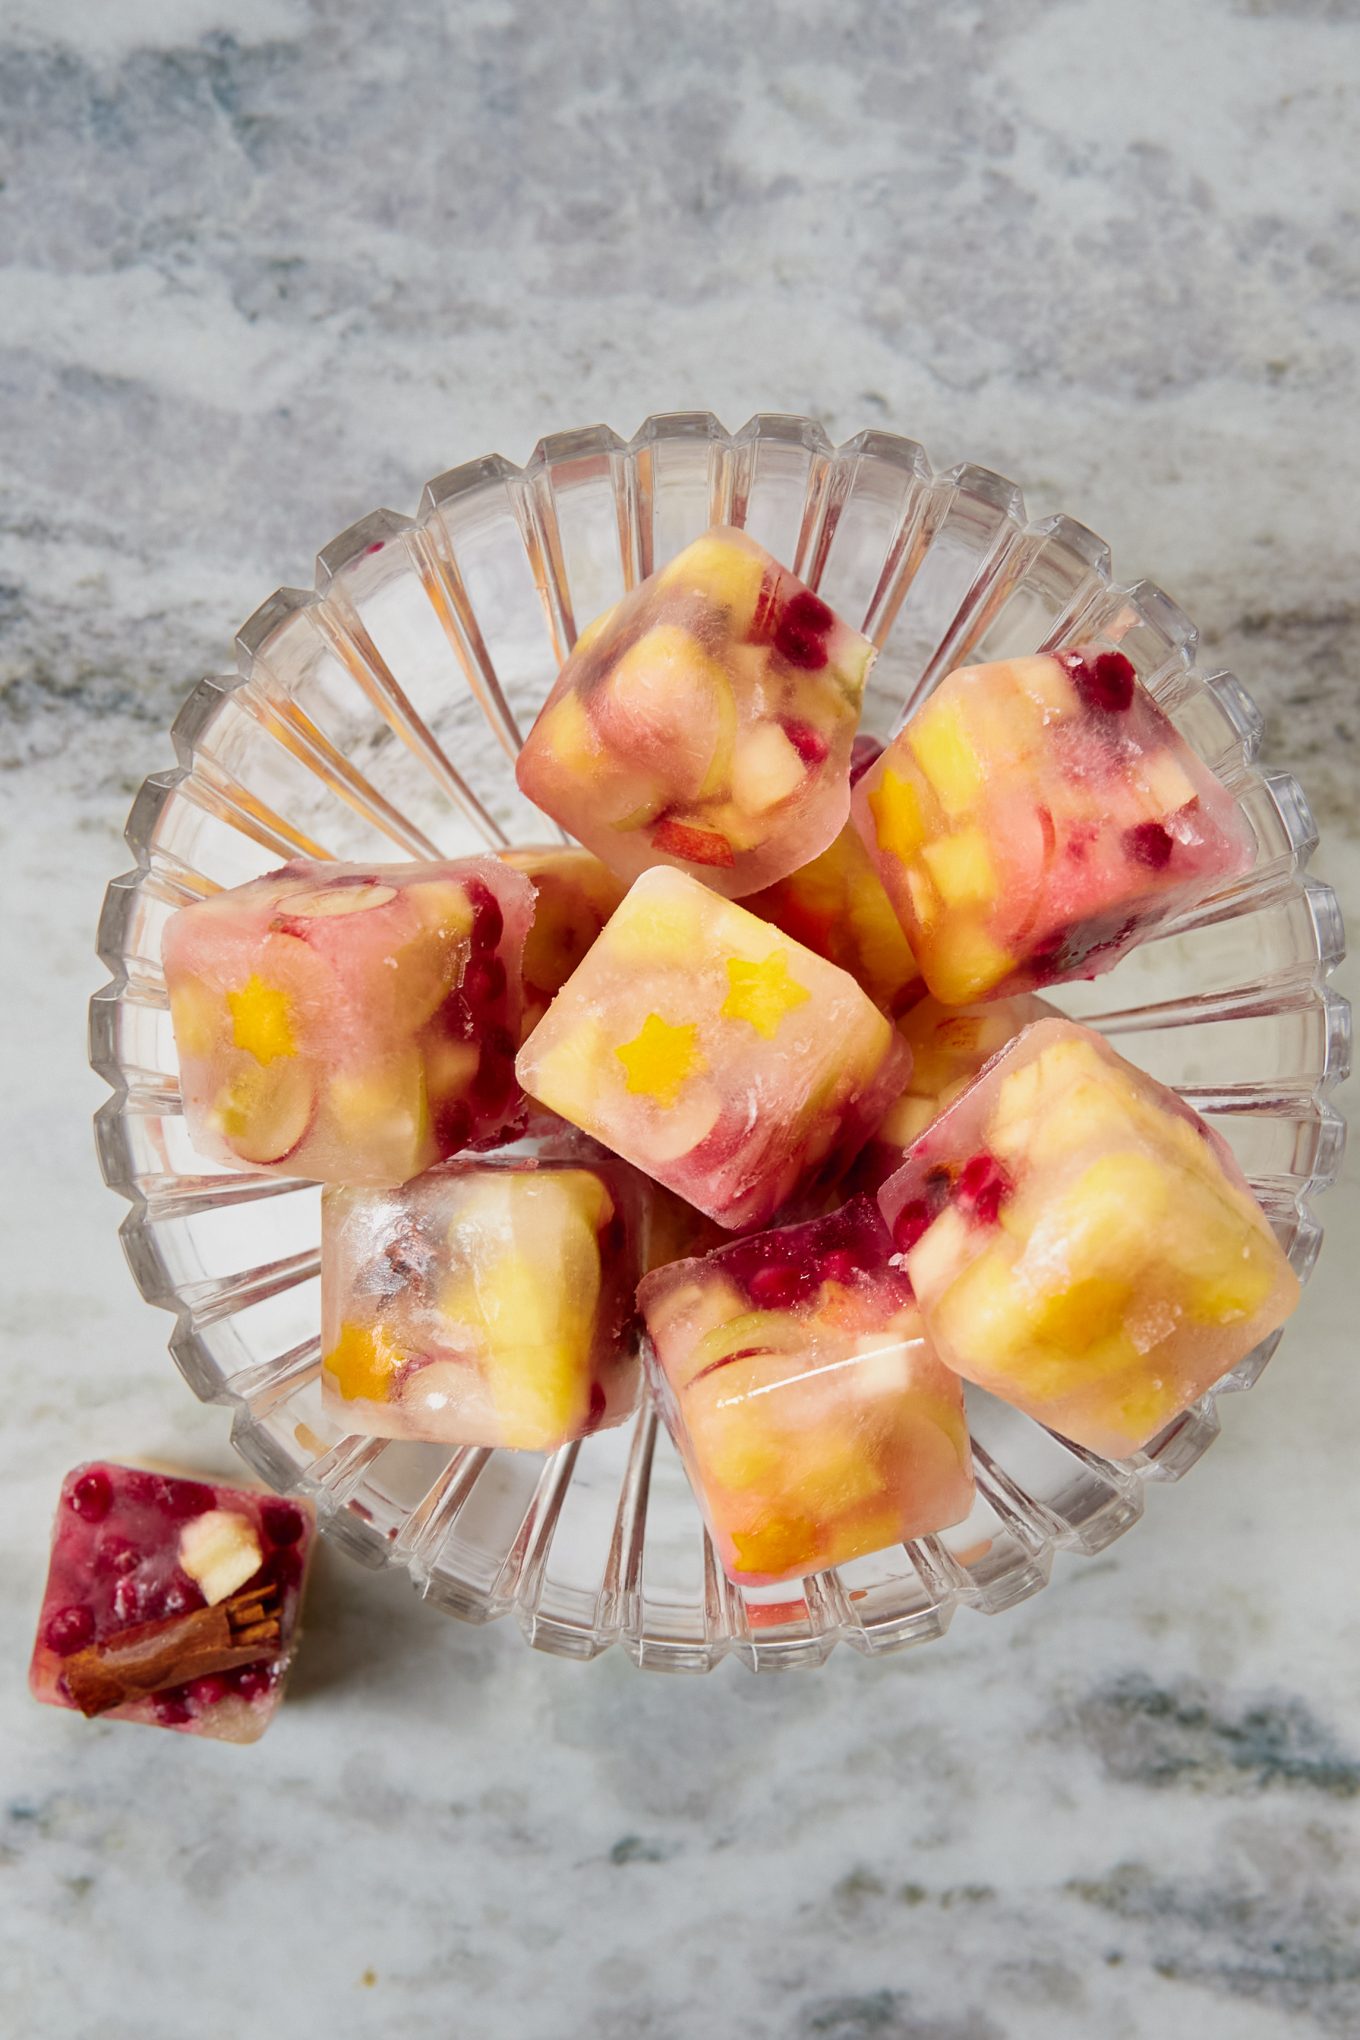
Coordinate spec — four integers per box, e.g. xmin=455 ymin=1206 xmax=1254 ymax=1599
xmin=640 ymin=1197 xmax=973 ymax=1585
xmin=516 ymin=527 xmax=874 ymax=898
xmin=164 ymin=857 xmax=533 ymax=1184
xmin=30 ymin=1463 xmax=313 ymax=1742
xmin=851 ymin=648 xmax=1254 ymax=1004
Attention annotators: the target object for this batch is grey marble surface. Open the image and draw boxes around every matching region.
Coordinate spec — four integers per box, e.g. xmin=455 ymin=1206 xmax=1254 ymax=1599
xmin=2 ymin=2 xmax=1358 ymax=2035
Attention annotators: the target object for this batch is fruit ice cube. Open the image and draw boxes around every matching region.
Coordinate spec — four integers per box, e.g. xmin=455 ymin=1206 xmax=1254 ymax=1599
xmin=499 ymin=844 xmax=626 ymax=1040
xmin=878 ymin=1018 xmax=1300 ymax=1457
xmin=639 ymin=1197 xmax=973 ymax=1585
xmin=516 ymin=868 xmax=912 ymax=1231
xmin=851 ymin=992 xmax=1054 ymax=1194
xmin=515 ymin=526 xmax=875 ymax=899
xmin=851 ymin=647 xmax=1254 ymax=1004
xmin=321 ymin=1157 xmax=642 ymax=1449
xmin=29 ymin=1464 xmax=313 ymax=1743
xmin=164 ymin=857 xmax=533 ymax=1184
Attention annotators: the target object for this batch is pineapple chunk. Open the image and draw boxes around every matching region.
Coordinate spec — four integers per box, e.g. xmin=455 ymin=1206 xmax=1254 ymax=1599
xmin=324 ymin=1320 xmax=405 ymax=1402
xmin=921 ymin=828 xmax=997 ymax=907
xmin=657 ymin=530 xmax=766 ymax=638
xmin=926 ymin=922 xmax=1016 ymax=1004
xmin=908 ymin=695 xmax=984 ymax=817
xmin=869 ymin=768 xmax=928 ymax=862
xmin=178 ymin=1509 xmax=264 ymax=1607
xmin=227 ymin=975 xmax=296 ymax=1064
xmin=540 ymin=689 xmax=604 ymax=773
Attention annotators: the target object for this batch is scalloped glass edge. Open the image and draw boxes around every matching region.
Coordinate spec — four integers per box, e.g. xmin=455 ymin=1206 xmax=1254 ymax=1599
xmin=89 ymin=412 xmax=1350 ymax=1673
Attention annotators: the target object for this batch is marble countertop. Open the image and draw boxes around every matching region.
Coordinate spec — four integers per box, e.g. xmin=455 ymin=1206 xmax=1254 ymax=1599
xmin=2 ymin=2 xmax=1357 ymax=2034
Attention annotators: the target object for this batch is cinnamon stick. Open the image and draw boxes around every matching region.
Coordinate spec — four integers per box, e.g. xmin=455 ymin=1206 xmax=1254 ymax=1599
xmin=64 ymin=1584 xmax=282 ymax=1718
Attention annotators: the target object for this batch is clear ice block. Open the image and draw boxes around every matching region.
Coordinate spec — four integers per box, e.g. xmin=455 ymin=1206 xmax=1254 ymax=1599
xmin=851 ymin=648 xmax=1254 ymax=1003
xmin=321 ymin=1157 xmax=642 ymax=1449
xmin=164 ymin=857 xmax=533 ymax=1184
xmin=640 ymin=1197 xmax=973 ymax=1585
xmin=516 ymin=526 xmax=874 ymax=898
xmin=29 ymin=1463 xmax=313 ymax=1742
xmin=515 ymin=868 xmax=911 ymax=1231
xmin=878 ymin=1018 xmax=1301 ymax=1456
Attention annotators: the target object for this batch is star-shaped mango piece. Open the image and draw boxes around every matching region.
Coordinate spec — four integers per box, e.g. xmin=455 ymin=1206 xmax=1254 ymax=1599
xmin=616 ymin=1013 xmax=705 ymax=1108
xmin=721 ymin=950 xmax=811 ymax=1040
xmin=868 ymin=768 xmax=927 ymax=864
xmin=324 ymin=1321 xmax=404 ymax=1403
xmin=228 ymin=974 xmax=296 ymax=1064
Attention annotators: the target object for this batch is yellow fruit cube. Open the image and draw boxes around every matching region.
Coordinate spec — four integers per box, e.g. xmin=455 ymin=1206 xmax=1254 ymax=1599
xmin=227 ymin=975 xmax=296 ymax=1064
xmin=921 ymin=828 xmax=997 ymax=907
xmin=869 ymin=768 xmax=928 ymax=862
xmin=924 ymin=922 xmax=1016 ymax=1004
xmin=908 ymin=695 xmax=984 ymax=817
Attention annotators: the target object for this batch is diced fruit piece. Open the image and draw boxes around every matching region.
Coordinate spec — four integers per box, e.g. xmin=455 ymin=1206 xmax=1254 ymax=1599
xmin=879 ymin=1018 xmax=1300 ymax=1456
xmin=516 ymin=526 xmax=873 ymax=897
xmin=640 ymin=1199 xmax=973 ymax=1585
xmin=516 ymin=869 xmax=911 ymax=1231
xmin=729 ymin=721 xmax=807 ymax=813
xmin=227 ymin=976 xmax=296 ymax=1064
xmin=177 ymin=1510 xmax=264 ymax=1607
xmin=851 ymin=648 xmax=1254 ymax=1001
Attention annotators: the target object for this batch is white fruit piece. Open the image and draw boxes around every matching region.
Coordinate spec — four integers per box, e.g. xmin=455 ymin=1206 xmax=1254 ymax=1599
xmin=178 ymin=1510 xmax=263 ymax=1607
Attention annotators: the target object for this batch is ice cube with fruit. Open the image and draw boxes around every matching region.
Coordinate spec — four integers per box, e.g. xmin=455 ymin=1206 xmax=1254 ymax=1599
xmin=321 ymin=1156 xmax=642 ymax=1449
xmin=164 ymin=857 xmax=532 ymax=1184
xmin=851 ymin=992 xmax=1054 ymax=1194
xmin=29 ymin=1463 xmax=313 ymax=1742
xmin=516 ymin=526 xmax=874 ymax=897
xmin=516 ymin=868 xmax=911 ymax=1231
xmin=639 ymin=1197 xmax=973 ymax=1585
xmin=851 ymin=647 xmax=1254 ymax=1004
xmin=499 ymin=844 xmax=626 ymax=1041
xmin=878 ymin=1017 xmax=1300 ymax=1457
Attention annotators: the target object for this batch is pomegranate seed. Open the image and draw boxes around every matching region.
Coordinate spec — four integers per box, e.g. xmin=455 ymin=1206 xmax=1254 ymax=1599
xmin=188 ymin=1675 xmax=230 ymax=1709
xmin=258 ymin=1546 xmax=303 ymax=1593
xmin=154 ymin=1693 xmax=192 ymax=1726
xmin=157 ymin=1478 xmax=216 ymax=1520
xmin=747 ymin=1261 xmax=813 ymax=1309
xmin=819 ymin=1248 xmax=859 ymax=1286
xmin=158 ymin=1578 xmax=206 ymax=1620
xmin=69 ymin=1469 xmax=113 ymax=1523
xmin=849 ymin=734 xmax=884 ymax=786
xmin=584 ymin=1381 xmax=609 ymax=1434
xmin=464 ymin=880 xmax=503 ymax=953
xmin=954 ymin=1152 xmax=1012 ymax=1225
xmin=462 ymin=955 xmax=507 ymax=1009
xmin=113 ymin=1577 xmax=149 ymax=1624
xmin=780 ymin=719 xmax=829 ymax=767
xmin=262 ymin=1501 xmax=305 ymax=1548
xmin=1125 ymin=820 xmax=1175 ymax=870
xmin=44 ymin=1606 xmax=95 ymax=1657
xmin=94 ymin=1533 xmax=140 ymax=1578
xmin=472 ymin=1027 xmax=519 ymax=1112
xmin=891 ymin=1200 xmax=934 ymax=1255
xmin=784 ymin=589 xmax=834 ymax=635
xmin=1064 ymin=648 xmax=1135 ymax=715
xmin=433 ymin=1097 xmax=473 ymax=1157
xmin=774 ymin=619 xmax=830 ymax=671
xmin=234 ymin=1666 xmax=272 ymax=1702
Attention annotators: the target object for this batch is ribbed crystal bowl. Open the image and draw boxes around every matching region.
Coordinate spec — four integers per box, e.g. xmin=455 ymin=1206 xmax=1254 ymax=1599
xmin=91 ymin=414 xmax=1350 ymax=1671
